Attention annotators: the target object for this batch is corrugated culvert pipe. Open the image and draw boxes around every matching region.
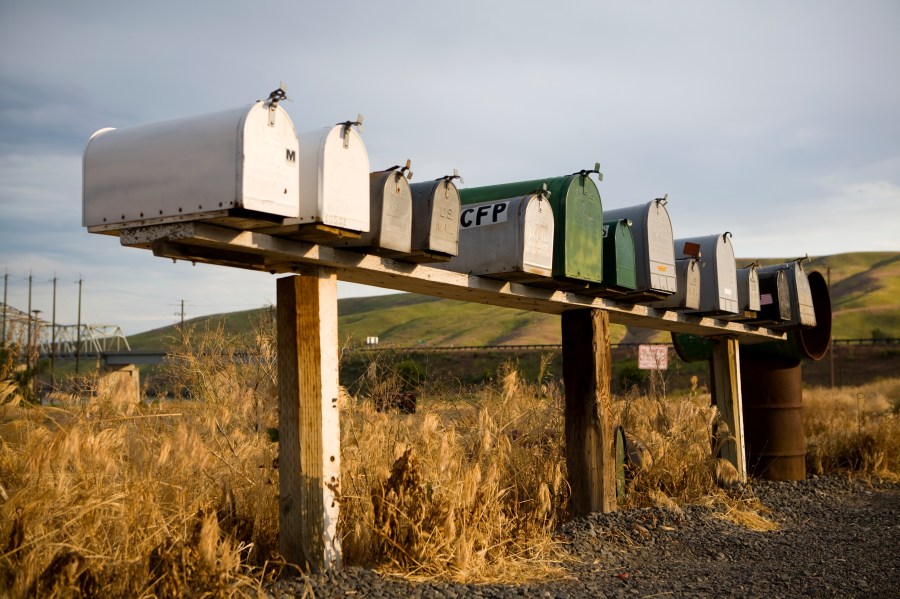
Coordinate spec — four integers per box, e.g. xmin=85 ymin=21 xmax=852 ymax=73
xmin=672 ymin=270 xmax=832 ymax=480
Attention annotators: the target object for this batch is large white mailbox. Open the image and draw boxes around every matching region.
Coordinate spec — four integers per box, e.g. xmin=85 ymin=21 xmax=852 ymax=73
xmin=675 ymin=233 xmax=739 ymax=316
xmin=295 ymin=120 xmax=370 ymax=235
xmin=440 ymin=194 xmax=554 ymax=282
xmin=604 ymin=198 xmax=677 ymax=301
xmin=83 ymin=100 xmax=300 ymax=232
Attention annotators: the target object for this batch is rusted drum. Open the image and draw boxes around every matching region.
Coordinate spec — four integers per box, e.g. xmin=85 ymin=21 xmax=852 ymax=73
xmin=740 ymin=358 xmax=806 ymax=480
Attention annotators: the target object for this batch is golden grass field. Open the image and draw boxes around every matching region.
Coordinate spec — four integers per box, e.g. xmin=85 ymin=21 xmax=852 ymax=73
xmin=0 ymin=323 xmax=897 ymax=597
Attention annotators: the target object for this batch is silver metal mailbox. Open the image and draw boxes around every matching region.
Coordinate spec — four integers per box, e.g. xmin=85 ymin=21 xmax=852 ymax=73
xmin=406 ymin=174 xmax=461 ymax=263
xmin=603 ymin=198 xmax=677 ymax=301
xmin=675 ymin=233 xmax=739 ymax=316
xmin=755 ymin=261 xmax=816 ymax=330
xmin=338 ymin=165 xmax=412 ymax=257
xmin=723 ymin=264 xmax=762 ymax=322
xmin=83 ymin=99 xmax=300 ymax=233
xmin=649 ymin=257 xmax=701 ymax=310
xmin=750 ymin=268 xmax=793 ymax=326
xmin=440 ymin=193 xmax=554 ymax=282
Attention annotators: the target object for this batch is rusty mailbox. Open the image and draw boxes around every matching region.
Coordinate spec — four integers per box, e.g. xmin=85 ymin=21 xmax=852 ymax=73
xmin=675 ymin=233 xmax=739 ymax=316
xmin=440 ymin=191 xmax=554 ymax=282
xmin=603 ymin=197 xmax=677 ymax=301
xmin=406 ymin=172 xmax=462 ymax=263
xmin=83 ymin=90 xmax=299 ymax=233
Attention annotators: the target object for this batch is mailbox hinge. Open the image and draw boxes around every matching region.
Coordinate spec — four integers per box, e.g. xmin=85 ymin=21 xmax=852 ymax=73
xmin=265 ymin=83 xmax=288 ymax=127
xmin=437 ymin=169 xmax=464 ymax=198
xmin=572 ymin=162 xmax=603 ymax=182
xmin=338 ymin=114 xmax=364 ymax=148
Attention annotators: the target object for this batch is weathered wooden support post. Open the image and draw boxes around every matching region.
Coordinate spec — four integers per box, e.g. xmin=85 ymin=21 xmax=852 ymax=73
xmin=709 ymin=336 xmax=747 ymax=482
xmin=562 ymin=308 xmax=617 ymax=515
xmin=277 ymin=270 xmax=342 ymax=571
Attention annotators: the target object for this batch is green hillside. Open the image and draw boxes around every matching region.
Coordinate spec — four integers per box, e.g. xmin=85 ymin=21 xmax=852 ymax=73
xmin=126 ymin=251 xmax=899 ymax=348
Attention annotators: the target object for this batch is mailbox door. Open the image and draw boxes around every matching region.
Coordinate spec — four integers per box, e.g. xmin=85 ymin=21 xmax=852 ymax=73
xmin=737 ymin=266 xmax=761 ymax=312
xmin=426 ymin=180 xmax=460 ymax=256
xmin=459 ymin=174 xmax=602 ymax=284
xmin=601 ymin=220 xmax=637 ymax=291
xmin=297 ymin=125 xmax=369 ymax=232
xmin=756 ymin=268 xmax=793 ymax=323
xmin=714 ymin=235 xmax=739 ymax=313
xmin=521 ymin=195 xmax=554 ymax=276
xmin=649 ymin=257 xmax=700 ymax=310
xmin=340 ymin=171 xmax=412 ymax=253
xmin=83 ymin=102 xmax=299 ymax=229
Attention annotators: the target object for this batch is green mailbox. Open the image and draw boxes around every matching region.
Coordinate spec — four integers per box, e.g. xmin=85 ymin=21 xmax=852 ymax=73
xmin=595 ymin=218 xmax=637 ymax=296
xmin=458 ymin=166 xmax=603 ymax=290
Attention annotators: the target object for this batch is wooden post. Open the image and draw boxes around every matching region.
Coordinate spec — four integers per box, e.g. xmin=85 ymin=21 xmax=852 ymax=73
xmin=710 ymin=337 xmax=747 ymax=482
xmin=277 ymin=271 xmax=342 ymax=571
xmin=562 ymin=308 xmax=616 ymax=515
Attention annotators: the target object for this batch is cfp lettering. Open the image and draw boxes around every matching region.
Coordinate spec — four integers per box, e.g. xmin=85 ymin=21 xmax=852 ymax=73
xmin=460 ymin=202 xmax=508 ymax=228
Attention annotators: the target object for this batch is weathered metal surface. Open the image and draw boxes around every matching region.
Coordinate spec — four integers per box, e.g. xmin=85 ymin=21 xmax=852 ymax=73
xmin=649 ymin=257 xmax=701 ymax=310
xmin=407 ymin=177 xmax=460 ymax=262
xmin=83 ymin=101 xmax=300 ymax=232
xmin=756 ymin=261 xmax=817 ymax=330
xmin=604 ymin=199 xmax=677 ymax=301
xmin=117 ymin=222 xmax=788 ymax=341
xmin=740 ymin=358 xmax=806 ymax=481
xmin=675 ymin=233 xmax=739 ymax=316
xmin=337 ymin=169 xmax=412 ymax=256
xmin=459 ymin=173 xmax=603 ymax=287
xmin=441 ymin=194 xmax=554 ymax=282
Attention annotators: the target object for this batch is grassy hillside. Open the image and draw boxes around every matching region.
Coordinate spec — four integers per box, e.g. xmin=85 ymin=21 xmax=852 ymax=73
xmin=126 ymin=251 xmax=899 ymax=348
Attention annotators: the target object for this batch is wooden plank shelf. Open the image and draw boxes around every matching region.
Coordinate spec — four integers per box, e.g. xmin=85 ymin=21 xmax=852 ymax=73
xmin=120 ymin=222 xmax=787 ymax=343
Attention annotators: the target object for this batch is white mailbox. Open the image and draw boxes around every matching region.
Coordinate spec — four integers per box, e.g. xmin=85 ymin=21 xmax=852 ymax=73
xmin=407 ymin=175 xmax=461 ymax=263
xmin=440 ymin=193 xmax=554 ymax=282
xmin=649 ymin=257 xmax=702 ymax=311
xmin=675 ymin=233 xmax=739 ymax=316
xmin=295 ymin=119 xmax=370 ymax=237
xmin=604 ymin=198 xmax=677 ymax=301
xmin=338 ymin=166 xmax=413 ymax=257
xmin=83 ymin=99 xmax=300 ymax=233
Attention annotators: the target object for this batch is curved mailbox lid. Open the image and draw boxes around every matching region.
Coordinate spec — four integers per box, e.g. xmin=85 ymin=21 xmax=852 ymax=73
xmin=297 ymin=124 xmax=370 ymax=233
xmin=408 ymin=178 xmax=460 ymax=261
xmin=604 ymin=198 xmax=677 ymax=298
xmin=756 ymin=261 xmax=816 ymax=329
xmin=675 ymin=232 xmax=739 ymax=315
xmin=458 ymin=173 xmax=602 ymax=285
xmin=83 ymin=101 xmax=300 ymax=231
xmin=440 ymin=194 xmax=554 ymax=282
xmin=649 ymin=257 xmax=701 ymax=310
xmin=598 ymin=219 xmax=637 ymax=293
xmin=339 ymin=169 xmax=412 ymax=255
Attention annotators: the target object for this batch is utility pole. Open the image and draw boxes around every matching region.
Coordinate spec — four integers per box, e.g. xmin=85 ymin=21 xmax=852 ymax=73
xmin=2 ymin=269 xmax=7 ymax=347
xmin=51 ymin=275 xmax=57 ymax=388
xmin=180 ymin=299 xmax=185 ymax=328
xmin=76 ymin=278 xmax=83 ymax=374
xmin=26 ymin=271 xmax=32 ymax=369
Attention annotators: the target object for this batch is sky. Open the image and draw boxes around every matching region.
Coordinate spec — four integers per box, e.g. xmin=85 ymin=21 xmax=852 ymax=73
xmin=1 ymin=1 xmax=899 ymax=335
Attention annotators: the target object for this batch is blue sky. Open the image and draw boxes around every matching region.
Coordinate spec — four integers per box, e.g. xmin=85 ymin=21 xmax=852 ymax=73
xmin=1 ymin=1 xmax=899 ymax=334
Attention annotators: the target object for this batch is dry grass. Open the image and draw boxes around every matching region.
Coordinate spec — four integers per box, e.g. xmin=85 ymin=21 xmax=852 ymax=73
xmin=1 ymin=319 xmax=898 ymax=596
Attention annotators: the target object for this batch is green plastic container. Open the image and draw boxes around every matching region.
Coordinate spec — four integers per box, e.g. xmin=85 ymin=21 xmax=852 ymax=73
xmin=459 ymin=173 xmax=603 ymax=288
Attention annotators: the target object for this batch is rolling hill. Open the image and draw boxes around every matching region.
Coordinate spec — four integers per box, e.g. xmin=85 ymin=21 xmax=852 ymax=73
xmin=127 ymin=251 xmax=899 ymax=349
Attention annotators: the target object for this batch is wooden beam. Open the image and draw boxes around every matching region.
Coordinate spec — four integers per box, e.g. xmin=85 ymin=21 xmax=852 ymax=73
xmin=277 ymin=272 xmax=342 ymax=571
xmin=121 ymin=222 xmax=787 ymax=343
xmin=709 ymin=337 xmax=747 ymax=482
xmin=562 ymin=309 xmax=616 ymax=515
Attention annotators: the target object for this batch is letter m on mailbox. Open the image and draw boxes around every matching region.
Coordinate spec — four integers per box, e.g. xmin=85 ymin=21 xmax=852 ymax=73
xmin=285 ymin=148 xmax=296 ymax=163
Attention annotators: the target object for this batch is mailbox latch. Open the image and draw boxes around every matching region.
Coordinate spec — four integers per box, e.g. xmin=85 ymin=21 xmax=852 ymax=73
xmin=265 ymin=83 xmax=288 ymax=127
xmin=338 ymin=114 xmax=364 ymax=148
xmin=438 ymin=169 xmax=464 ymax=198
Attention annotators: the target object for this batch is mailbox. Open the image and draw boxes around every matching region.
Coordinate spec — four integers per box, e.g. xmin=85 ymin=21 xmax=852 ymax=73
xmin=649 ymin=257 xmax=701 ymax=311
xmin=440 ymin=193 xmax=554 ymax=282
xmin=604 ymin=198 xmax=677 ymax=301
xmin=457 ymin=168 xmax=602 ymax=289
xmin=259 ymin=118 xmax=370 ymax=243
xmin=592 ymin=219 xmax=637 ymax=296
xmin=723 ymin=264 xmax=762 ymax=321
xmin=675 ymin=233 xmax=739 ymax=316
xmin=749 ymin=267 xmax=793 ymax=326
xmin=337 ymin=164 xmax=412 ymax=257
xmin=83 ymin=97 xmax=300 ymax=233
xmin=406 ymin=174 xmax=461 ymax=263
xmin=753 ymin=261 xmax=816 ymax=330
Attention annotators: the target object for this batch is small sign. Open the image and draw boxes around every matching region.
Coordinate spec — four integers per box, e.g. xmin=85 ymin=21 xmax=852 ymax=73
xmin=638 ymin=344 xmax=669 ymax=370
xmin=459 ymin=201 xmax=509 ymax=229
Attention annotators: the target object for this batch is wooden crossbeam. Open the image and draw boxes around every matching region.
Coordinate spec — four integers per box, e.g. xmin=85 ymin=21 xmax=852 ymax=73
xmin=120 ymin=222 xmax=787 ymax=342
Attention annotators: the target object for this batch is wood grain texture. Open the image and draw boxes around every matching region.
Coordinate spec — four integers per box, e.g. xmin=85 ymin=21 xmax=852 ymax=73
xmin=710 ymin=337 xmax=747 ymax=482
xmin=277 ymin=272 xmax=342 ymax=571
xmin=562 ymin=309 xmax=617 ymax=515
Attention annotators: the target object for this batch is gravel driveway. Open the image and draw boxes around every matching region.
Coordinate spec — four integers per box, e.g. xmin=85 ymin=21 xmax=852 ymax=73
xmin=271 ymin=476 xmax=899 ymax=598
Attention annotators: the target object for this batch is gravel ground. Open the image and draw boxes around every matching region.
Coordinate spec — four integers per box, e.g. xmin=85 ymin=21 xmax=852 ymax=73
xmin=270 ymin=476 xmax=899 ymax=598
